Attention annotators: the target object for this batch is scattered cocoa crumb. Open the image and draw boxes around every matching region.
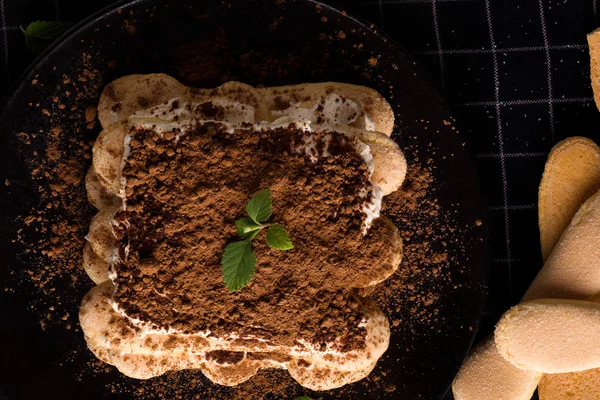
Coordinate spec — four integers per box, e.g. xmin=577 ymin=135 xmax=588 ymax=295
xmin=374 ymin=154 xmax=456 ymax=329
xmin=123 ymin=20 xmax=136 ymax=35
xmin=8 ymin=39 xmax=102 ymax=353
xmin=85 ymin=106 xmax=97 ymax=122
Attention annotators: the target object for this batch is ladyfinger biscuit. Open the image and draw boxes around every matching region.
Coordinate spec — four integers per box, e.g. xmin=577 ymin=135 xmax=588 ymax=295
xmin=82 ymin=241 xmax=109 ymax=284
xmin=260 ymin=82 xmax=395 ymax=135
xmin=537 ymin=277 xmax=600 ymax=398
xmin=539 ymin=369 xmax=600 ymax=400
xmin=524 ymin=189 xmax=600 ymax=301
xmin=85 ymin=203 xmax=120 ymax=263
xmin=97 ymin=74 xmax=394 ymax=135
xmin=92 ymin=120 xmax=130 ymax=195
xmin=97 ymin=74 xmax=187 ymax=128
xmin=538 ymin=137 xmax=600 ymax=261
xmin=85 ymin=167 xmax=121 ymax=210
xmin=97 ymin=74 xmax=143 ymax=128
xmin=453 ymin=144 xmax=600 ymax=400
xmin=588 ymin=28 xmax=600 ymax=111
xmin=535 ymin=137 xmax=600 ymax=397
xmin=495 ymin=299 xmax=600 ymax=373
xmin=536 ymin=41 xmax=600 ymax=398
xmin=452 ymin=339 xmax=541 ymax=400
xmin=329 ymin=123 xmax=406 ymax=196
xmin=538 ymin=292 xmax=600 ymax=398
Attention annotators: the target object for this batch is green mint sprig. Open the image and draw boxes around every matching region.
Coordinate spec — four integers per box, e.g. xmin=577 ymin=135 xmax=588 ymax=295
xmin=221 ymin=188 xmax=293 ymax=292
xmin=20 ymin=21 xmax=72 ymax=54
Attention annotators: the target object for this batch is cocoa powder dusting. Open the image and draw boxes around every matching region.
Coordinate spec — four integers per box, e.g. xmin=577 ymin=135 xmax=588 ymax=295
xmin=114 ymin=122 xmax=398 ymax=351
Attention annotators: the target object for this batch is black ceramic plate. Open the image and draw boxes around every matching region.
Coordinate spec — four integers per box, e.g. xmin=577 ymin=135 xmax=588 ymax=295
xmin=0 ymin=1 xmax=487 ymax=399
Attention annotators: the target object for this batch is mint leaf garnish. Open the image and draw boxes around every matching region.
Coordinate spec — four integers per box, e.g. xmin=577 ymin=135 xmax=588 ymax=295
xmin=221 ymin=240 xmax=256 ymax=292
xmin=20 ymin=21 xmax=71 ymax=54
xmin=235 ymin=217 xmax=262 ymax=237
xmin=246 ymin=188 xmax=272 ymax=223
xmin=221 ymin=188 xmax=294 ymax=292
xmin=266 ymin=224 xmax=294 ymax=250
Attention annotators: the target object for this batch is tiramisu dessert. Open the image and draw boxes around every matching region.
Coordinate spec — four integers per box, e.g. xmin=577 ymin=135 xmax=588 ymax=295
xmin=79 ymin=74 xmax=407 ymax=390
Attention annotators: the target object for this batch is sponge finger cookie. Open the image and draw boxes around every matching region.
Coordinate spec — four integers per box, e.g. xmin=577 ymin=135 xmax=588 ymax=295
xmin=525 ymin=189 xmax=600 ymax=301
xmin=538 ymin=137 xmax=600 ymax=261
xmin=495 ymin=299 xmax=600 ymax=373
xmin=538 ymin=293 xmax=600 ymax=400
xmin=97 ymin=74 xmax=144 ymax=128
xmin=334 ymin=124 xmax=406 ymax=195
xmin=588 ymin=29 xmax=600 ymax=111
xmin=452 ymin=339 xmax=541 ymax=400
xmin=539 ymin=368 xmax=600 ymax=400
xmin=98 ymin=73 xmax=187 ymax=128
xmin=260 ymin=82 xmax=394 ymax=135
xmin=82 ymin=241 xmax=110 ymax=284
xmin=85 ymin=203 xmax=119 ymax=263
xmin=85 ymin=166 xmax=121 ymax=210
xmin=192 ymin=81 xmax=267 ymax=122
xmin=97 ymin=74 xmax=394 ymax=135
xmin=92 ymin=121 xmax=130 ymax=196
xmin=354 ymin=216 xmax=403 ymax=288
xmin=453 ymin=141 xmax=600 ymax=400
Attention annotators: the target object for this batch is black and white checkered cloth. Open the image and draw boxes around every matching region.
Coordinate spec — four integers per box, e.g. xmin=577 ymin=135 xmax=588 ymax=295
xmin=1 ymin=0 xmax=599 ymax=399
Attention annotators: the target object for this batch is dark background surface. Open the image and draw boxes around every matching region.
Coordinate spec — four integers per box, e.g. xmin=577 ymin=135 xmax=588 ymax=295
xmin=1 ymin=0 xmax=598 ymax=399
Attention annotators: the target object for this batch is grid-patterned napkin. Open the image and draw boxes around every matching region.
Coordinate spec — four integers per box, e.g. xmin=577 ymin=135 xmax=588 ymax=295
xmin=2 ymin=1 xmax=599 ymax=399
